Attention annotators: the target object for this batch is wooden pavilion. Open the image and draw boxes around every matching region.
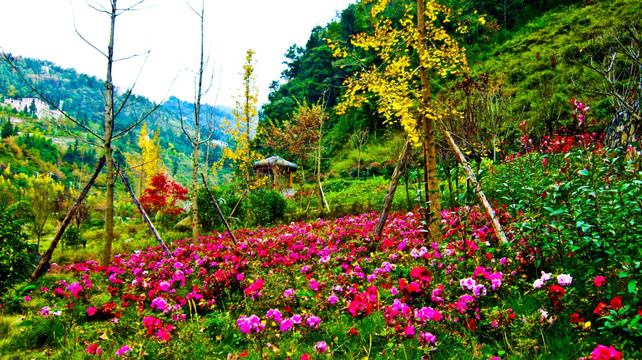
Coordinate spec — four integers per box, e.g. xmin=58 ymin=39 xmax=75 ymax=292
xmin=252 ymin=156 xmax=298 ymax=189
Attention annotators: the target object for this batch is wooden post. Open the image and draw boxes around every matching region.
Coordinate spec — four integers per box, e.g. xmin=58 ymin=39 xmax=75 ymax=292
xmin=372 ymin=139 xmax=411 ymax=244
xmin=200 ymin=173 xmax=237 ymax=245
xmin=437 ymin=121 xmax=509 ymax=243
xmin=113 ymin=160 xmax=173 ymax=257
xmin=30 ymin=156 xmax=106 ymax=282
xmin=289 ymin=170 xmax=293 ymax=188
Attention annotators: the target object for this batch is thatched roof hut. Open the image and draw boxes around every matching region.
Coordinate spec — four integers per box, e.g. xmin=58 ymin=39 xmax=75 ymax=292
xmin=252 ymin=156 xmax=298 ymax=189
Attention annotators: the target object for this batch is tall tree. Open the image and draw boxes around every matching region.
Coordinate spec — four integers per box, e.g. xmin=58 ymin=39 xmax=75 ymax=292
xmin=3 ymin=0 xmax=161 ymax=266
xmin=221 ymin=49 xmax=261 ymax=189
xmin=333 ymin=0 xmax=471 ymax=239
xmin=179 ymin=0 xmax=216 ymax=247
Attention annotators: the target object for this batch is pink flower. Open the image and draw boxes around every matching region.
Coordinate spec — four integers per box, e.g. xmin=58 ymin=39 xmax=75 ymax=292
xmin=117 ymin=345 xmax=132 ymax=356
xmin=236 ymin=273 xmax=245 ymax=281
xmin=593 ymin=276 xmax=606 ymax=287
xmin=327 ymin=293 xmax=338 ymax=305
xmin=40 ymin=307 xmax=50 ymax=316
xmin=309 ymin=279 xmax=320 ymax=292
xmin=557 ymin=274 xmax=573 ymax=286
xmin=589 ymin=344 xmax=623 ymax=360
xmin=314 ymin=341 xmax=327 ymax=354
xmin=280 ymin=318 xmax=293 ymax=332
xmin=284 ymin=288 xmax=295 ymax=298
xmin=419 ymin=331 xmax=437 ymax=346
xmin=86 ymin=307 xmax=98 ymax=316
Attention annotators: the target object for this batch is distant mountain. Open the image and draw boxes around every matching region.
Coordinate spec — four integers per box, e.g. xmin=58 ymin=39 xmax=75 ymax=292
xmin=0 ymin=55 xmax=234 ymax=155
xmin=161 ymin=96 xmax=234 ymax=142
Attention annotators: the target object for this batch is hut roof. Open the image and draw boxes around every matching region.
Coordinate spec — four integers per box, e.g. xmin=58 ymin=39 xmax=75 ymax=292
xmin=252 ymin=155 xmax=298 ymax=169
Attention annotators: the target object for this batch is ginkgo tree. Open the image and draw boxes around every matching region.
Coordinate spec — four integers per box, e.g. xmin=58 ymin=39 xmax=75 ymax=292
xmin=331 ymin=0 xmax=477 ymax=238
xmin=137 ymin=122 xmax=163 ymax=194
xmin=220 ymin=49 xmax=263 ymax=189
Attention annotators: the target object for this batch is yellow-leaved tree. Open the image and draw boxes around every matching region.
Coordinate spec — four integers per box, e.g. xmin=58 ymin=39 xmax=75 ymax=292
xmin=137 ymin=122 xmax=163 ymax=194
xmin=220 ymin=49 xmax=263 ymax=189
xmin=332 ymin=0 xmax=476 ymax=238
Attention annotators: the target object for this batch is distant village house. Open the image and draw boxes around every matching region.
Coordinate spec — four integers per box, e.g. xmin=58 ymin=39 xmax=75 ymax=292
xmin=3 ymin=97 xmax=62 ymax=119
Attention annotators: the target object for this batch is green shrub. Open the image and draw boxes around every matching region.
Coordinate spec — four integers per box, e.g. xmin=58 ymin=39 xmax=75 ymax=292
xmin=0 ymin=208 xmax=37 ymax=292
xmin=197 ymin=188 xmax=240 ymax=232
xmin=62 ymin=226 xmax=84 ymax=248
xmin=246 ymin=189 xmax=286 ymax=227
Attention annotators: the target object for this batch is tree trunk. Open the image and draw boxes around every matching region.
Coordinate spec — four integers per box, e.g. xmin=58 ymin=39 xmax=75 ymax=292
xmin=101 ymin=1 xmax=117 ymax=267
xmin=31 ymin=156 xmax=106 ymax=282
xmin=372 ymin=139 xmax=411 ymax=242
xmin=417 ymin=0 xmax=442 ymax=241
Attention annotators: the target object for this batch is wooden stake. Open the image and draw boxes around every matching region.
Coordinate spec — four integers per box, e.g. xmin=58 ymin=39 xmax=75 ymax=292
xmin=437 ymin=121 xmax=509 ymax=243
xmin=200 ymin=173 xmax=237 ymax=245
xmin=372 ymin=139 xmax=411 ymax=243
xmin=30 ymin=156 xmax=106 ymax=282
xmin=113 ymin=159 xmax=173 ymax=257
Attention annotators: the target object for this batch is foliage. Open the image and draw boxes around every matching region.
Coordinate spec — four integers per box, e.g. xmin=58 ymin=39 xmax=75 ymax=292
xmin=220 ymin=50 xmax=263 ymax=188
xmin=262 ymin=101 xmax=324 ymax=182
xmin=246 ymin=189 xmax=286 ymax=227
xmin=332 ymin=0 xmax=471 ymax=145
xmin=0 ymin=206 xmax=37 ymax=293
xmin=138 ymin=122 xmax=163 ymax=190
xmin=139 ymin=173 xmax=189 ymax=219
xmin=196 ymin=187 xmax=239 ymax=233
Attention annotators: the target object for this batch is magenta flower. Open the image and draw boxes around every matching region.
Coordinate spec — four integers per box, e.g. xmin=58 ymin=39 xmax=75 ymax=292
xmin=419 ymin=331 xmax=437 ymax=346
xmin=159 ymin=281 xmax=171 ymax=291
xmin=86 ymin=307 xmax=98 ymax=316
xmin=309 ymin=279 xmax=320 ymax=292
xmin=327 ymin=293 xmax=338 ymax=305
xmin=280 ymin=318 xmax=293 ymax=332
xmin=236 ymin=315 xmax=264 ymax=334
xmin=85 ymin=344 xmax=102 ymax=355
xmin=116 ymin=345 xmax=132 ymax=356
xmin=266 ymin=309 xmax=282 ymax=322
xmin=151 ymin=297 xmax=167 ymax=312
xmin=590 ymin=344 xmax=623 ymax=360
xmin=40 ymin=306 xmax=50 ymax=316
xmin=284 ymin=288 xmax=295 ymax=298
xmin=314 ymin=341 xmax=327 ymax=354
xmin=593 ymin=275 xmax=607 ymax=287
xmin=306 ymin=315 xmax=321 ymax=328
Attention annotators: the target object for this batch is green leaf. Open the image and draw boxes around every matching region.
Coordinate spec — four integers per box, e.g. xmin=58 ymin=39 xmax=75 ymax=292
xmin=619 ymin=272 xmax=629 ymax=278
xmin=578 ymin=169 xmax=590 ymax=176
xmin=628 ymin=280 xmax=638 ymax=295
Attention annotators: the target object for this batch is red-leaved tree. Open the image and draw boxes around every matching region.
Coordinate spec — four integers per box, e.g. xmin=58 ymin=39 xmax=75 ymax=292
xmin=139 ymin=173 xmax=189 ymax=217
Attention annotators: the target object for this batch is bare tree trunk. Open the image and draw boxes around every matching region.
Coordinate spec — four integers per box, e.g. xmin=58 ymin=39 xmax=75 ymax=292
xmin=372 ymin=139 xmax=411 ymax=242
xmin=101 ymin=1 xmax=117 ymax=267
xmin=417 ymin=0 xmax=442 ymax=241
xmin=30 ymin=156 xmax=106 ymax=282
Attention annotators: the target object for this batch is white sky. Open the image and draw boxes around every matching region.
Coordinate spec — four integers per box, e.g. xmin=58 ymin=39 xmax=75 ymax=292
xmin=0 ymin=0 xmax=355 ymax=108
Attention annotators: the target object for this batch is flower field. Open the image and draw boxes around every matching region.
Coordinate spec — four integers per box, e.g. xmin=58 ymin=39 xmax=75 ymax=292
xmin=2 ymin=200 xmax=639 ymax=359
xmin=1 ymin=134 xmax=641 ymax=359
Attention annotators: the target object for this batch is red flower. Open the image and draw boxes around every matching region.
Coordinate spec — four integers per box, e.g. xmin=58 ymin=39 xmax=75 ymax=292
xmin=593 ymin=302 xmax=608 ymax=316
xmin=569 ymin=312 xmax=585 ymax=324
xmin=300 ymin=354 xmax=312 ymax=360
xmin=609 ymin=296 xmax=623 ymax=311
xmin=348 ymin=328 xmax=359 ymax=336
